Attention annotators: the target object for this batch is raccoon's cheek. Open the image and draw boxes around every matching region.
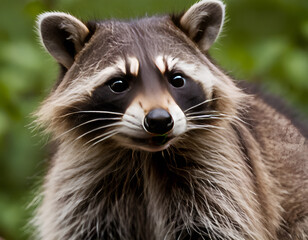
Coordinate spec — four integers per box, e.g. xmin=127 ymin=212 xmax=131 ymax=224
xmin=168 ymin=103 xmax=187 ymax=136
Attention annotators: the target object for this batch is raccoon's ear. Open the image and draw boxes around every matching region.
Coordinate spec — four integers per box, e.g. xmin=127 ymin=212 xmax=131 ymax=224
xmin=37 ymin=12 xmax=90 ymax=69
xmin=174 ymin=0 xmax=225 ymax=51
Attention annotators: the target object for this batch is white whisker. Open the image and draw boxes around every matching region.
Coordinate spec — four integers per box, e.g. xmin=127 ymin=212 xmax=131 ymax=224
xmin=59 ymin=110 xmax=124 ymax=118
xmin=84 ymin=129 xmax=119 ymax=145
xmin=187 ymin=124 xmax=225 ymax=131
xmin=121 ymin=121 xmax=142 ymax=130
xmin=123 ymin=114 xmax=143 ymax=125
xmin=57 ymin=118 xmax=122 ymax=139
xmin=124 ymin=119 xmax=142 ymax=127
xmin=75 ymin=122 xmax=122 ymax=142
xmin=186 ymin=110 xmax=219 ymax=117
xmin=186 ymin=115 xmax=224 ymax=120
xmin=186 ymin=112 xmax=246 ymax=125
xmin=86 ymin=130 xmax=119 ymax=148
xmin=184 ymin=98 xmax=221 ymax=113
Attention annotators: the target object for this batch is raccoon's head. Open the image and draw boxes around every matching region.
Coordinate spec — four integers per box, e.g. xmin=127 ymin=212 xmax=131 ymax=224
xmin=36 ymin=0 xmax=244 ymax=152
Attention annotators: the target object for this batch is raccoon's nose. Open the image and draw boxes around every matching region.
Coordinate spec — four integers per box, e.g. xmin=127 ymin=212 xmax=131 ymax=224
xmin=143 ymin=108 xmax=174 ymax=135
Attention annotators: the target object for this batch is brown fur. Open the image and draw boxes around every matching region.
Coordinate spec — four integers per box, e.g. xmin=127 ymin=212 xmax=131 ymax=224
xmin=33 ymin=1 xmax=308 ymax=239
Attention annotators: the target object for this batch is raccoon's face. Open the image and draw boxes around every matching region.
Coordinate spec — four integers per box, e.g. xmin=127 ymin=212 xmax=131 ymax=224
xmin=37 ymin=0 xmax=241 ymax=152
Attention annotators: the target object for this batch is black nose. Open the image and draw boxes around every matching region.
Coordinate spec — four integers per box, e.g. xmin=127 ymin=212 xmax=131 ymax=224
xmin=143 ymin=108 xmax=174 ymax=135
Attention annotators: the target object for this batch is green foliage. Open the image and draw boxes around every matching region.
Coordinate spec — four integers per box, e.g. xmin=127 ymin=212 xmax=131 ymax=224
xmin=212 ymin=0 xmax=308 ymax=115
xmin=0 ymin=0 xmax=307 ymax=239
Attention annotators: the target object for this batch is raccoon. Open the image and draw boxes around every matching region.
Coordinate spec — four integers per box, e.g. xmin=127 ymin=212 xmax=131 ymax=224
xmin=33 ymin=0 xmax=308 ymax=239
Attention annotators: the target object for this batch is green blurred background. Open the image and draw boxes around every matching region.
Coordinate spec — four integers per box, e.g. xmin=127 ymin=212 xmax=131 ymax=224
xmin=0 ymin=0 xmax=307 ymax=239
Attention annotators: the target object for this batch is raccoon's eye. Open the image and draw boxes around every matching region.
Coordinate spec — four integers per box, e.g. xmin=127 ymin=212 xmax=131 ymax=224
xmin=169 ymin=74 xmax=186 ymax=88
xmin=108 ymin=78 xmax=130 ymax=93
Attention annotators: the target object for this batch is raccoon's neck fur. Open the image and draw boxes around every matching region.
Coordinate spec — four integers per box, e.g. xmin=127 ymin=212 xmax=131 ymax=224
xmin=36 ymin=118 xmax=279 ymax=240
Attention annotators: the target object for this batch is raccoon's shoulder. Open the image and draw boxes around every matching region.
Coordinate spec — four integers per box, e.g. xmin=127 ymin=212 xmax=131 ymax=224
xmin=238 ymin=81 xmax=308 ymax=146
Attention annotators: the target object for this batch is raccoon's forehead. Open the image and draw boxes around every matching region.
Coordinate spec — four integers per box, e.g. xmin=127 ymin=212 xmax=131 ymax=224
xmin=54 ymin=16 xmax=216 ymax=96
xmin=73 ymin=17 xmax=202 ymax=75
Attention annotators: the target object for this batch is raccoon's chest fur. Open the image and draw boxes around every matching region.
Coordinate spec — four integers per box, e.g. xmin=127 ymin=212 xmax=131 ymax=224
xmin=71 ymin=151 xmax=210 ymax=240
xmin=33 ymin=0 xmax=308 ymax=240
xmin=46 ymin=147 xmax=241 ymax=240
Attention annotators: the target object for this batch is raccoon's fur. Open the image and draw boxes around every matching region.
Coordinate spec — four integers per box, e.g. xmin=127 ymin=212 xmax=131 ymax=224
xmin=33 ymin=0 xmax=308 ymax=239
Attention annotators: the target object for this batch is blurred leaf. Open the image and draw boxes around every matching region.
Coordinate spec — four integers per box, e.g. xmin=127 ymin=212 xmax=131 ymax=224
xmin=250 ymin=38 xmax=289 ymax=75
xmin=0 ymin=112 xmax=9 ymax=137
xmin=0 ymin=41 xmax=42 ymax=72
xmin=24 ymin=0 xmax=47 ymax=18
xmin=283 ymin=49 xmax=308 ymax=87
xmin=301 ymin=20 xmax=308 ymax=40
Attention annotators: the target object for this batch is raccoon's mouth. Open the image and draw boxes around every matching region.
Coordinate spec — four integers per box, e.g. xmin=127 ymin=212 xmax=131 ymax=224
xmin=145 ymin=134 xmax=171 ymax=146
xmin=120 ymin=134 xmax=174 ymax=152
